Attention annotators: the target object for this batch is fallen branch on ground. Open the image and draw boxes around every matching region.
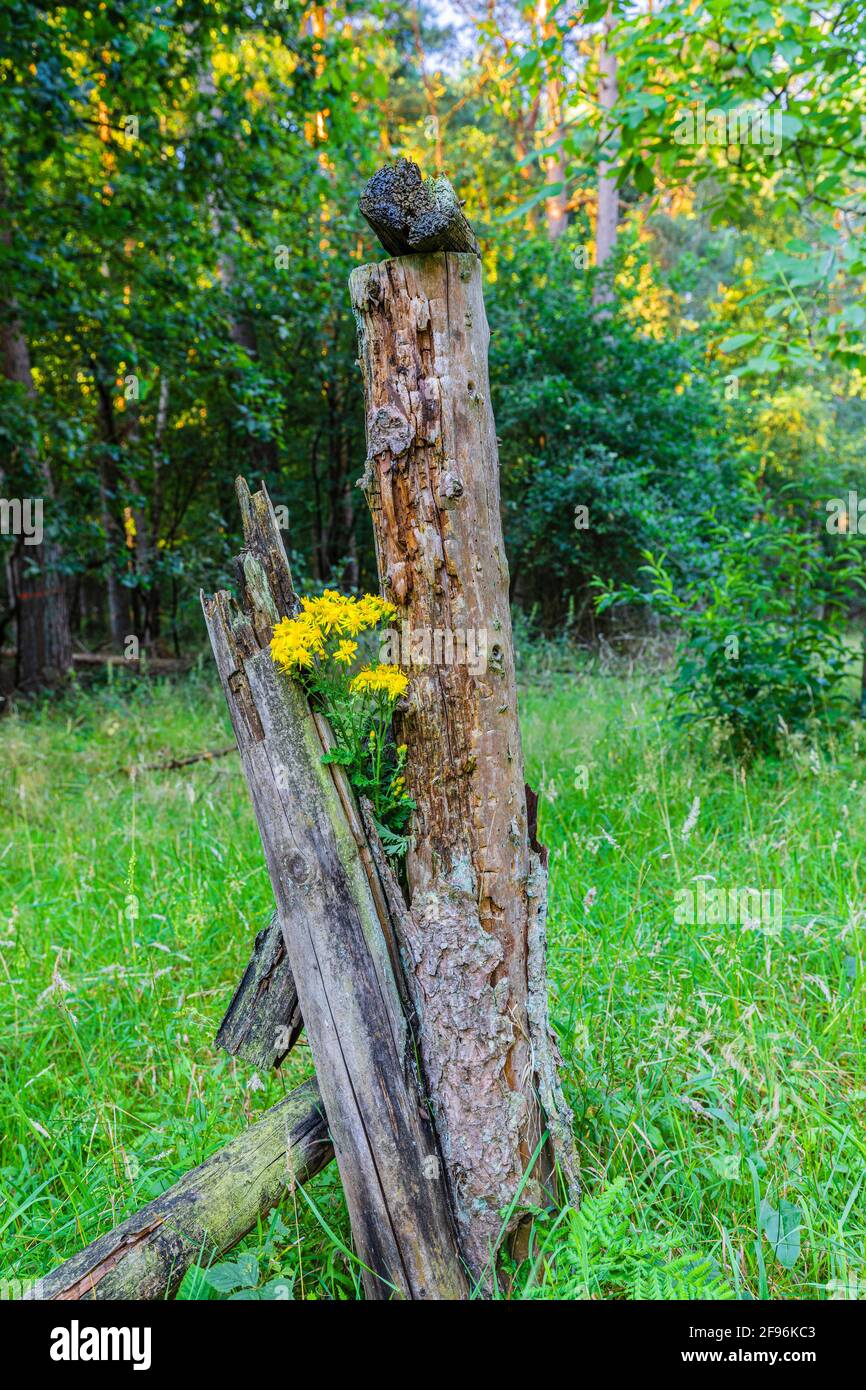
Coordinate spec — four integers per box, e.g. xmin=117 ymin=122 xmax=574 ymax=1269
xmin=25 ymin=1080 xmax=331 ymax=1301
xmin=72 ymin=652 xmax=192 ymax=673
xmin=120 ymin=745 xmax=237 ymax=776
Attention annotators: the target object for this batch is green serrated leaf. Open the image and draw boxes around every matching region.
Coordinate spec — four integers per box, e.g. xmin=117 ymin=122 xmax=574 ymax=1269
xmin=204 ymin=1261 xmax=248 ymax=1293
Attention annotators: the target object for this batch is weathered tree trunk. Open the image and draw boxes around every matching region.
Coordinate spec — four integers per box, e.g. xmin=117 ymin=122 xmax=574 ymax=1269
xmin=350 ymin=221 xmax=577 ymax=1282
xmin=202 ymin=480 xmax=467 ymax=1301
xmin=25 ymin=1081 xmax=331 ymax=1301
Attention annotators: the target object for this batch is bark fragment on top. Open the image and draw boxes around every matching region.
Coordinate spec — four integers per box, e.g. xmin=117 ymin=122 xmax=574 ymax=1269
xmin=359 ymin=158 xmax=480 ymax=258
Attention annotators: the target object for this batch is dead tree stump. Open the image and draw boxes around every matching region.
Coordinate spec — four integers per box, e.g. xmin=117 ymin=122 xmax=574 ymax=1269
xmin=352 ymin=164 xmax=577 ymax=1282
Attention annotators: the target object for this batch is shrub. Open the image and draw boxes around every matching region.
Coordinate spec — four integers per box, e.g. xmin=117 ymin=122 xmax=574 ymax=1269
xmin=596 ymin=506 xmax=866 ymax=755
xmin=486 ymin=236 xmax=745 ymax=627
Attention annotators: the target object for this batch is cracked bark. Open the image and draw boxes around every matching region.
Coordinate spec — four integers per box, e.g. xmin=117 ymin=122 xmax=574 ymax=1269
xmin=359 ymin=160 xmax=480 ymax=258
xmin=350 ymin=243 xmax=578 ymax=1283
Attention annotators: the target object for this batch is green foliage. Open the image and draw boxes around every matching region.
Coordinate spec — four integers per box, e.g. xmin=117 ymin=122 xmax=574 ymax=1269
xmin=513 ymin=1179 xmax=734 ymax=1300
xmin=4 ymin=0 xmax=865 ymax=654
xmin=597 ymin=505 xmax=866 ymax=754
xmin=761 ymin=1198 xmax=802 ymax=1272
xmin=178 ymin=1255 xmax=293 ymax=1301
xmin=323 ymin=732 xmax=415 ymax=858
xmin=177 ymin=1212 xmax=300 ymax=1299
xmin=488 ymin=236 xmax=744 ymax=625
xmin=0 ymin=0 xmax=395 ymax=641
xmin=532 ymin=0 xmax=866 ymax=370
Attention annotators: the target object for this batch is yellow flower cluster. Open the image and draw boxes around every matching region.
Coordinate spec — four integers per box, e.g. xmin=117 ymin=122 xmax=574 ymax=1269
xmin=350 ymin=664 xmax=409 ymax=699
xmin=300 ymin=589 xmax=396 ymax=636
xmin=270 ymin=589 xmax=396 ymax=674
xmin=270 ymin=614 xmax=323 ymax=671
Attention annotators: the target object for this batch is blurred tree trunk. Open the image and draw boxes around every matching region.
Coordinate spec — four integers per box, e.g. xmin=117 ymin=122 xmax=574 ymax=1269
xmin=537 ymin=0 xmax=568 ymax=239
xmin=0 ymin=162 xmax=73 ymax=691
xmin=94 ymin=370 xmax=130 ymax=652
xmin=593 ymin=7 xmax=619 ymax=305
xmin=142 ymin=371 xmax=170 ymax=643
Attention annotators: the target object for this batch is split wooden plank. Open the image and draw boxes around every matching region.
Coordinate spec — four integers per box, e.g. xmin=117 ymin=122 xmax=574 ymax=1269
xmin=216 ymin=910 xmax=303 ymax=1071
xmin=202 ymin=479 xmax=467 ymax=1301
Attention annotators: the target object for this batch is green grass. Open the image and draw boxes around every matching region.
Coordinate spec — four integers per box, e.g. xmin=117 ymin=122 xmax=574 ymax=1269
xmin=1 ymin=663 xmax=864 ymax=1299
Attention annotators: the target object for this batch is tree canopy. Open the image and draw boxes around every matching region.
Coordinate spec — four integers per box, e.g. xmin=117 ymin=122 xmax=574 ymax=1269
xmin=2 ymin=0 xmax=864 ymax=677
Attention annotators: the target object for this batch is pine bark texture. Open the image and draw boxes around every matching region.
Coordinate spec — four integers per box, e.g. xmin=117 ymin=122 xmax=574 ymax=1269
xmin=202 ymin=480 xmax=467 ymax=1301
xmin=350 ymin=250 xmax=577 ymax=1282
xmin=25 ymin=1081 xmax=331 ymax=1301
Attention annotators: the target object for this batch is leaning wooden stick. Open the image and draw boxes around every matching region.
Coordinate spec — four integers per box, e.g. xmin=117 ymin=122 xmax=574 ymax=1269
xmin=202 ymin=480 xmax=467 ymax=1301
xmin=25 ymin=1081 xmax=331 ymax=1301
xmin=216 ymin=910 xmax=303 ymax=1070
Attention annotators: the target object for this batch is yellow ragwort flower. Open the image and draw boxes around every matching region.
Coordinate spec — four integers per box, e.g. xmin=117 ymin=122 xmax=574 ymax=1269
xmin=272 ymin=591 xmax=396 ymax=676
xmin=270 ymin=612 xmax=326 ymax=672
xmin=350 ymin=663 xmax=409 ymax=700
xmin=333 ymin=639 xmax=358 ymax=665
